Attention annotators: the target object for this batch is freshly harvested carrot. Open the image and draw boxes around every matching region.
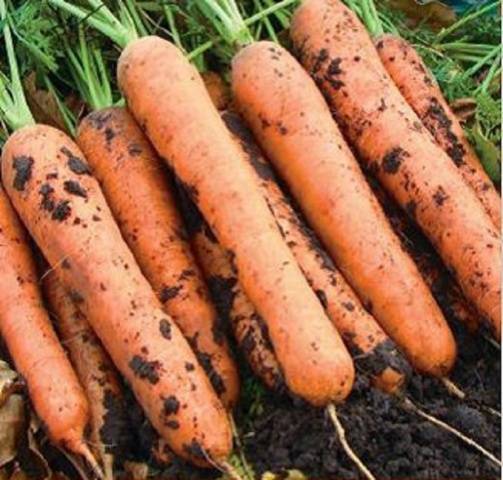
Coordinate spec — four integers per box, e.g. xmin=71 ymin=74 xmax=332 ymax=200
xmin=290 ymin=0 xmax=501 ymax=339
xmin=376 ymin=34 xmax=501 ymax=229
xmin=43 ymin=269 xmax=132 ymax=479
xmin=1 ymin=125 xmax=232 ymax=466
xmin=76 ymin=106 xmax=239 ymax=410
xmin=202 ymin=72 xmax=231 ymax=111
xmin=118 ymin=36 xmax=355 ymax=407
xmin=177 ymin=187 xmax=284 ymax=392
xmin=232 ymin=40 xmax=456 ymax=376
xmin=222 ymin=110 xmax=409 ymax=393
xmin=368 ymin=175 xmax=481 ymax=333
xmin=0 ymin=185 xmax=91 ymax=459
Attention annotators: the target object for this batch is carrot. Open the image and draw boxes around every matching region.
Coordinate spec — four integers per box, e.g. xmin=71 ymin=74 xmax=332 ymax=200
xmin=1 ymin=125 xmax=232 ymax=466
xmin=0 ymin=185 xmax=92 ymax=460
xmin=43 ymin=269 xmax=132 ymax=479
xmin=368 ymin=175 xmax=481 ymax=333
xmin=76 ymin=106 xmax=239 ymax=410
xmin=222 ymin=110 xmax=410 ymax=393
xmin=177 ymin=187 xmax=284 ymax=392
xmin=290 ymin=0 xmax=501 ymax=339
xmin=202 ymin=72 xmax=231 ymax=111
xmin=231 ymin=40 xmax=456 ymax=377
xmin=375 ymin=33 xmax=501 ymax=229
xmin=118 ymin=36 xmax=355 ymax=407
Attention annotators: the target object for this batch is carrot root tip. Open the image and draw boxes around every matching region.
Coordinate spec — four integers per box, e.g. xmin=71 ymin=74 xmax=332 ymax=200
xmin=326 ymin=403 xmax=376 ymax=480
xmin=402 ymin=397 xmax=502 ymax=467
xmin=441 ymin=377 xmax=466 ymax=400
xmin=219 ymin=460 xmax=245 ymax=480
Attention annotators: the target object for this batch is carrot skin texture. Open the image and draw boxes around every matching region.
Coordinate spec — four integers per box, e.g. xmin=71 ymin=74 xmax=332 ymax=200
xmin=376 ymin=34 xmax=501 ymax=230
xmin=290 ymin=0 xmax=501 ymax=339
xmin=118 ymin=36 xmax=355 ymax=407
xmin=0 ymin=185 xmax=90 ymax=453
xmin=43 ymin=271 xmax=132 ymax=475
xmin=369 ymin=176 xmax=482 ymax=333
xmin=1 ymin=125 xmax=232 ymax=466
xmin=178 ymin=189 xmax=284 ymax=391
xmin=222 ymin=111 xmax=410 ymax=393
xmin=77 ymin=107 xmax=239 ymax=410
xmin=232 ymin=40 xmax=456 ymax=376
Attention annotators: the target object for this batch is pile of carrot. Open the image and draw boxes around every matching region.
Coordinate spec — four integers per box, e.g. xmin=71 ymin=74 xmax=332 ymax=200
xmin=0 ymin=0 xmax=499 ymax=477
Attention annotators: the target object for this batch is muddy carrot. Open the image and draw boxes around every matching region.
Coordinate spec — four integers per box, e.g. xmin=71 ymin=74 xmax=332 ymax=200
xmin=0 ymin=185 xmax=92 ymax=460
xmin=177 ymin=186 xmax=284 ymax=392
xmin=232 ymin=40 xmax=456 ymax=376
xmin=1 ymin=125 xmax=232 ymax=466
xmin=43 ymin=269 xmax=132 ymax=479
xmin=118 ymin=36 xmax=355 ymax=407
xmin=290 ymin=0 xmax=501 ymax=339
xmin=367 ymin=175 xmax=481 ymax=333
xmin=76 ymin=106 xmax=239 ymax=410
xmin=222 ymin=110 xmax=410 ymax=393
xmin=375 ymin=34 xmax=501 ymax=229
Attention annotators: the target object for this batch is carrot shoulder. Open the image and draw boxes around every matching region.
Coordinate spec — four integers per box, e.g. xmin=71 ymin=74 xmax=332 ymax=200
xmin=222 ymin=110 xmax=410 ymax=393
xmin=0 ymin=185 xmax=89 ymax=454
xmin=43 ymin=270 xmax=132 ymax=477
xmin=376 ymin=33 xmax=501 ymax=230
xmin=76 ymin=106 xmax=239 ymax=409
xmin=290 ymin=0 xmax=501 ymax=339
xmin=232 ymin=40 xmax=456 ymax=376
xmin=118 ymin=36 xmax=354 ymax=407
xmin=1 ymin=125 xmax=231 ymax=466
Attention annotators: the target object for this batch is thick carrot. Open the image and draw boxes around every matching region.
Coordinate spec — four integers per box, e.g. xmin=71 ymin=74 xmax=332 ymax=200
xmin=76 ymin=107 xmax=239 ymax=410
xmin=368 ymin=175 xmax=481 ymax=333
xmin=231 ymin=40 xmax=456 ymax=377
xmin=0 ymin=185 xmax=90 ymax=457
xmin=118 ymin=36 xmax=355 ymax=407
xmin=290 ymin=0 xmax=501 ymax=340
xmin=43 ymin=269 xmax=132 ymax=478
xmin=222 ymin=110 xmax=410 ymax=393
xmin=177 ymin=187 xmax=284 ymax=392
xmin=375 ymin=33 xmax=501 ymax=229
xmin=1 ymin=125 xmax=231 ymax=466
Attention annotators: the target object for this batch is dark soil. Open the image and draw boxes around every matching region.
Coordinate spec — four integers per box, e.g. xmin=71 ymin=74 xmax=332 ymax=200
xmin=240 ymin=320 xmax=501 ymax=479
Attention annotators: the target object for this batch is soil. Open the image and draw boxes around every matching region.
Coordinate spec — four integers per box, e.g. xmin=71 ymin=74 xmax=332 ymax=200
xmin=240 ymin=320 xmax=501 ymax=479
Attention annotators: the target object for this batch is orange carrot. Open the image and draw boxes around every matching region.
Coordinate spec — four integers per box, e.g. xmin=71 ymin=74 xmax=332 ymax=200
xmin=376 ymin=34 xmax=501 ymax=230
xmin=178 ymin=188 xmax=284 ymax=392
xmin=368 ymin=175 xmax=481 ymax=333
xmin=1 ymin=125 xmax=232 ymax=466
xmin=231 ymin=40 xmax=456 ymax=376
xmin=290 ymin=0 xmax=501 ymax=339
xmin=222 ymin=110 xmax=410 ymax=393
xmin=118 ymin=36 xmax=354 ymax=407
xmin=43 ymin=269 xmax=132 ymax=478
xmin=76 ymin=106 xmax=239 ymax=410
xmin=0 ymin=184 xmax=91 ymax=459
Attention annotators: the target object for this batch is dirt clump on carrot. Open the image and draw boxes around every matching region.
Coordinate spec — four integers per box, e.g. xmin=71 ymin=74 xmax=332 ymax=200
xmin=1 ymin=124 xmax=232 ymax=466
xmin=77 ymin=106 xmax=239 ymax=410
xmin=376 ymin=34 xmax=500 ymax=230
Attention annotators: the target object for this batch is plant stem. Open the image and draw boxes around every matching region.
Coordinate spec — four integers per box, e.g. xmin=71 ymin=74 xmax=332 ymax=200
xmin=358 ymin=0 xmax=383 ymax=37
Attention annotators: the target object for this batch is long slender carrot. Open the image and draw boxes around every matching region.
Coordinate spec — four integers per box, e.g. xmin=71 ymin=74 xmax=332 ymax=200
xmin=76 ymin=106 xmax=240 ymax=410
xmin=290 ymin=0 xmax=501 ymax=340
xmin=231 ymin=40 xmax=456 ymax=377
xmin=222 ymin=110 xmax=410 ymax=393
xmin=118 ymin=36 xmax=355 ymax=407
xmin=43 ymin=269 xmax=132 ymax=479
xmin=177 ymin=186 xmax=284 ymax=392
xmin=1 ymin=125 xmax=232 ymax=466
xmin=0 ymin=185 xmax=91 ymax=459
xmin=367 ymin=175 xmax=481 ymax=333
xmin=375 ymin=33 xmax=501 ymax=229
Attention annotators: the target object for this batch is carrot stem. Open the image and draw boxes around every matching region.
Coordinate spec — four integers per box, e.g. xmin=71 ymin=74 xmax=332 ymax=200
xmin=326 ymin=404 xmax=376 ymax=480
xmin=358 ymin=0 xmax=383 ymax=37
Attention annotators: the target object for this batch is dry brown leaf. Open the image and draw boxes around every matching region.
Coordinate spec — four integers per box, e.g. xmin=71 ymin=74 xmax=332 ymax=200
xmin=0 ymin=361 xmax=21 ymax=408
xmin=0 ymin=395 xmax=25 ymax=469
xmin=123 ymin=461 xmax=150 ymax=480
xmin=387 ymin=0 xmax=457 ymax=29
xmin=450 ymin=97 xmax=478 ymax=122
